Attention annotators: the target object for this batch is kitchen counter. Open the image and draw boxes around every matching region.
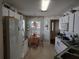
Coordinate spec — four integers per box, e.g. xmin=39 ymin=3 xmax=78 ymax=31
xmin=61 ymin=38 xmax=79 ymax=50
xmin=55 ymin=36 xmax=79 ymax=59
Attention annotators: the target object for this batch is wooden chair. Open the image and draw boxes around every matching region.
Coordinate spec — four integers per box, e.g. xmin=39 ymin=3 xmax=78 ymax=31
xmin=28 ymin=33 xmax=40 ymax=48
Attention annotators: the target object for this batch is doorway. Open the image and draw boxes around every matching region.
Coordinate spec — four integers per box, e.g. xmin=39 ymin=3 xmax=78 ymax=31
xmin=50 ymin=20 xmax=59 ymax=44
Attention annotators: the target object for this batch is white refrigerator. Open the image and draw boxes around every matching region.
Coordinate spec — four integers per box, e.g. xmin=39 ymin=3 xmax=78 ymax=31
xmin=3 ymin=16 xmax=25 ymax=59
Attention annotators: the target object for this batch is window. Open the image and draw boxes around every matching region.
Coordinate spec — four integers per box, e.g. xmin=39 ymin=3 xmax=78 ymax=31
xmin=31 ymin=21 xmax=40 ymax=29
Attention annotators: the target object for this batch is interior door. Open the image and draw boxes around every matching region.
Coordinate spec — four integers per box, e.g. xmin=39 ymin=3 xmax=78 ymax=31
xmin=50 ymin=20 xmax=59 ymax=44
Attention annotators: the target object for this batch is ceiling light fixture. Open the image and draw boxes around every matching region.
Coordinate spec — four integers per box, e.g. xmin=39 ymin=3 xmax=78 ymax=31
xmin=41 ymin=0 xmax=50 ymax=11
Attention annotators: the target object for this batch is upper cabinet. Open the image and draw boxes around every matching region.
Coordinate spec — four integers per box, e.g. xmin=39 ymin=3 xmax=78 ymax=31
xmin=15 ymin=12 xmax=21 ymax=20
xmin=59 ymin=6 xmax=79 ymax=34
xmin=20 ymin=15 xmax=24 ymax=20
xmin=59 ymin=15 xmax=69 ymax=31
xmin=68 ymin=13 xmax=74 ymax=32
xmin=2 ymin=6 xmax=9 ymax=16
xmin=74 ymin=11 xmax=79 ymax=34
xmin=63 ymin=16 xmax=69 ymax=23
xmin=2 ymin=6 xmax=21 ymax=20
xmin=59 ymin=17 xmax=63 ymax=30
xmin=9 ymin=9 xmax=15 ymax=17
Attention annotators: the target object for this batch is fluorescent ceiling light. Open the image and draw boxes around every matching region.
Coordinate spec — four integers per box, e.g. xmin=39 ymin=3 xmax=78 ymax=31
xmin=41 ymin=0 xmax=50 ymax=11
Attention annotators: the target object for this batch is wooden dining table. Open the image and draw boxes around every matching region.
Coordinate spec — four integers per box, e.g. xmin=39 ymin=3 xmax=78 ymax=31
xmin=28 ymin=34 xmax=40 ymax=48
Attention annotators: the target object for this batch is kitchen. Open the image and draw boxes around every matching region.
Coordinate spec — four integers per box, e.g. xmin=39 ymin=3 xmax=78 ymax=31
xmin=0 ymin=0 xmax=79 ymax=59
xmin=55 ymin=7 xmax=79 ymax=59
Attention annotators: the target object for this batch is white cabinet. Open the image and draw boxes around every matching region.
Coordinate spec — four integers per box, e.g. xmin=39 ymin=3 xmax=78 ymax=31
xmin=15 ymin=13 xmax=21 ymax=20
xmin=9 ymin=9 xmax=15 ymax=17
xmin=2 ymin=6 xmax=9 ymax=16
xmin=63 ymin=16 xmax=69 ymax=23
xmin=20 ymin=15 xmax=24 ymax=20
xmin=74 ymin=11 xmax=79 ymax=34
xmin=59 ymin=17 xmax=63 ymax=30
xmin=61 ymin=23 xmax=68 ymax=31
xmin=69 ymin=13 xmax=74 ymax=32
xmin=59 ymin=16 xmax=69 ymax=31
xmin=55 ymin=37 xmax=67 ymax=54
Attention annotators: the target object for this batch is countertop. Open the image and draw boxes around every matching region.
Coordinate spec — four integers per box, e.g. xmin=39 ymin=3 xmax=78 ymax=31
xmin=61 ymin=38 xmax=79 ymax=50
xmin=55 ymin=36 xmax=79 ymax=59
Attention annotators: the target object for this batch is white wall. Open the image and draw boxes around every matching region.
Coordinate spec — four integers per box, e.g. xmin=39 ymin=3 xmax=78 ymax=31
xmin=25 ymin=16 xmax=44 ymax=40
xmin=43 ymin=17 xmax=50 ymax=42
xmin=25 ymin=16 xmax=59 ymax=43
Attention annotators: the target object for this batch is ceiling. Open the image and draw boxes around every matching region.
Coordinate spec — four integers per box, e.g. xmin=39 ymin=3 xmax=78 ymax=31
xmin=6 ymin=0 xmax=79 ymax=16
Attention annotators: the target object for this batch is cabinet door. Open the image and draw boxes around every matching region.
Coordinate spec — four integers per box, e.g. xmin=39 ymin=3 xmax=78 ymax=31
xmin=20 ymin=15 xmax=23 ymax=20
xmin=9 ymin=10 xmax=15 ymax=17
xmin=69 ymin=13 xmax=74 ymax=32
xmin=63 ymin=16 xmax=69 ymax=23
xmin=2 ymin=7 xmax=9 ymax=16
xmin=59 ymin=17 xmax=63 ymax=30
xmin=59 ymin=17 xmax=68 ymax=31
xmin=15 ymin=13 xmax=20 ymax=20
xmin=74 ymin=11 xmax=79 ymax=34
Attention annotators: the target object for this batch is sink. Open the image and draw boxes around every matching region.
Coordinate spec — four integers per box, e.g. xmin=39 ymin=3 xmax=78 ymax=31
xmin=68 ymin=48 xmax=79 ymax=55
xmin=61 ymin=53 xmax=79 ymax=59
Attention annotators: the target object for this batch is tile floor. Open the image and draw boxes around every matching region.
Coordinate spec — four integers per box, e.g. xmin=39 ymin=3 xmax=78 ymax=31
xmin=24 ymin=42 xmax=55 ymax=59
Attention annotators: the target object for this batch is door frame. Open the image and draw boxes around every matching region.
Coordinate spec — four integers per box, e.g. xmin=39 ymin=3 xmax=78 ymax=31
xmin=50 ymin=20 xmax=59 ymax=44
